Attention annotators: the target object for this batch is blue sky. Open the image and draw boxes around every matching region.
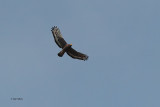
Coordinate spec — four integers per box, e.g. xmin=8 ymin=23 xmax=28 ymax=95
xmin=0 ymin=0 xmax=160 ymax=107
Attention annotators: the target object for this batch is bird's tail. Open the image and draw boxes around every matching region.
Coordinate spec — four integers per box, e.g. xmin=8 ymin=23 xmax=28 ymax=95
xmin=58 ymin=50 xmax=65 ymax=57
xmin=57 ymin=44 xmax=72 ymax=57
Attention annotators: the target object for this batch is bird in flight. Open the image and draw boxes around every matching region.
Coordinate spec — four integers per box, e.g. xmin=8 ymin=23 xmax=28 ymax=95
xmin=51 ymin=26 xmax=88 ymax=61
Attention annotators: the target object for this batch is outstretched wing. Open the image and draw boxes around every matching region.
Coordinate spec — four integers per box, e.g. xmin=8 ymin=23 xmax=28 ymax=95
xmin=51 ymin=26 xmax=67 ymax=48
xmin=66 ymin=47 xmax=88 ymax=61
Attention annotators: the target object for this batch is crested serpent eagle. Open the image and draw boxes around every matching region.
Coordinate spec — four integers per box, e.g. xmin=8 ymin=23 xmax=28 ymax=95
xmin=51 ymin=26 xmax=88 ymax=61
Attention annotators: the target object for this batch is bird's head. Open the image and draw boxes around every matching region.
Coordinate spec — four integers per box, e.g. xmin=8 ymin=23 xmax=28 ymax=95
xmin=67 ymin=44 xmax=72 ymax=48
xmin=69 ymin=44 xmax=72 ymax=46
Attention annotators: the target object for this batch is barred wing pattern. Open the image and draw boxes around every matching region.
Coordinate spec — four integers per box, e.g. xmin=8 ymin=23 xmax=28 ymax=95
xmin=67 ymin=48 xmax=88 ymax=61
xmin=51 ymin=26 xmax=67 ymax=48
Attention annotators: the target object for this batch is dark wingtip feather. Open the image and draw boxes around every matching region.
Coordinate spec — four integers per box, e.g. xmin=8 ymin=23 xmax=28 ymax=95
xmin=83 ymin=55 xmax=89 ymax=61
xmin=51 ymin=26 xmax=58 ymax=31
xmin=51 ymin=27 xmax=54 ymax=31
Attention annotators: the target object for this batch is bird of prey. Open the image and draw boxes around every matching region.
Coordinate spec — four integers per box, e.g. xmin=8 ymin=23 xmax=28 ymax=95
xmin=51 ymin=26 xmax=88 ymax=61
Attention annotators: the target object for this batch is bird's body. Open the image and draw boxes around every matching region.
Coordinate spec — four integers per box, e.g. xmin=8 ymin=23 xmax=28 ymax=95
xmin=51 ymin=26 xmax=88 ymax=61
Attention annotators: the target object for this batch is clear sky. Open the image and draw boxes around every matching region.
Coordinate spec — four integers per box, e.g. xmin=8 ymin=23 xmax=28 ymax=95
xmin=0 ymin=0 xmax=160 ymax=107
